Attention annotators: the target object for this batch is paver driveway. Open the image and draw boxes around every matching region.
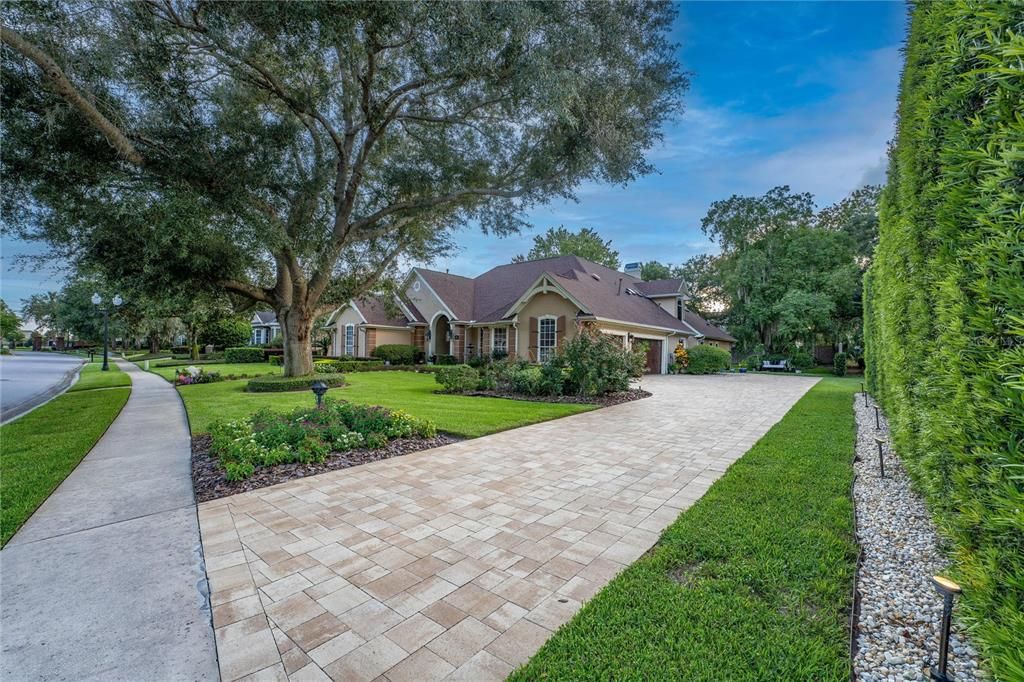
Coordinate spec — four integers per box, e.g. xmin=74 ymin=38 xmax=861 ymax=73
xmin=200 ymin=373 xmax=817 ymax=681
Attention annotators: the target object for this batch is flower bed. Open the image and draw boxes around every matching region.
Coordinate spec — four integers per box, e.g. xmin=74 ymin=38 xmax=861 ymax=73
xmin=175 ymin=366 xmax=223 ymax=385
xmin=208 ymin=401 xmax=436 ymax=480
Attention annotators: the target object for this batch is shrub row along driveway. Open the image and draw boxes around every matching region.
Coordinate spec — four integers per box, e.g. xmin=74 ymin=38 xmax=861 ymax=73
xmin=200 ymin=373 xmax=817 ymax=681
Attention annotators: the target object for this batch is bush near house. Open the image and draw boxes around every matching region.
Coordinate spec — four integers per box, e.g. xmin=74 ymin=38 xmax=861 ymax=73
xmin=863 ymin=1 xmax=1024 ymax=675
xmin=557 ymin=327 xmax=645 ymax=395
xmin=246 ymin=374 xmax=346 ymax=393
xmin=435 ymin=365 xmax=480 ymax=393
xmin=224 ymin=346 xmax=266 ymax=363
xmin=372 ymin=344 xmax=418 ymax=365
xmin=209 ymin=402 xmax=436 ymax=480
xmin=686 ymin=345 xmax=731 ymax=374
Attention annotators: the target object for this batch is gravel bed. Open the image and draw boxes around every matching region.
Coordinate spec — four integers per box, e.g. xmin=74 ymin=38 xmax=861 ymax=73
xmin=853 ymin=394 xmax=983 ymax=681
xmin=191 ymin=433 xmax=461 ymax=502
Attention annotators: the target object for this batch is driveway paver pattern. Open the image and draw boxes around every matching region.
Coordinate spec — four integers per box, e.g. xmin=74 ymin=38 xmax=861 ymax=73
xmin=199 ymin=373 xmax=817 ymax=681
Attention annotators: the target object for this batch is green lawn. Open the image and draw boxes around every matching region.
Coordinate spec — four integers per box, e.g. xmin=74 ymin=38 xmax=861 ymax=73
xmin=174 ymin=370 xmax=593 ymax=437
xmin=510 ymin=377 xmax=860 ymax=681
xmin=68 ymin=361 xmax=131 ymax=391
xmin=146 ymin=361 xmax=279 ymax=381
xmin=0 ymin=376 xmax=131 ymax=545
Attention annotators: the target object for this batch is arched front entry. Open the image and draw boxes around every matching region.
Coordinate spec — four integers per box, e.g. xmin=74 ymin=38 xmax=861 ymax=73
xmin=430 ymin=314 xmax=451 ymax=358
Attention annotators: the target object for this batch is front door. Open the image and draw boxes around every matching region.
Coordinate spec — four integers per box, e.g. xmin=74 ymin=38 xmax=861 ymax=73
xmin=644 ymin=339 xmax=663 ymax=374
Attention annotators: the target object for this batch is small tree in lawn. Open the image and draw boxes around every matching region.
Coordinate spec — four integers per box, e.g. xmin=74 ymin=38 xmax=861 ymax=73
xmin=2 ymin=2 xmax=686 ymax=376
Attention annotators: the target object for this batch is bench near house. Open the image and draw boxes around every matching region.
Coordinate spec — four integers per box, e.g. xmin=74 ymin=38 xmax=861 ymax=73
xmin=252 ymin=256 xmax=735 ymax=374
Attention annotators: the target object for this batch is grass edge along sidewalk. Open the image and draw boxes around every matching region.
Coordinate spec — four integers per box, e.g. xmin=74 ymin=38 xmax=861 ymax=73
xmin=0 ymin=367 xmax=130 ymax=546
xmin=511 ymin=376 xmax=860 ymax=681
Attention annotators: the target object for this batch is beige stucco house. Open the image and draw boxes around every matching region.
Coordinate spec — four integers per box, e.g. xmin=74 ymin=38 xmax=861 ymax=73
xmin=253 ymin=256 xmax=735 ymax=373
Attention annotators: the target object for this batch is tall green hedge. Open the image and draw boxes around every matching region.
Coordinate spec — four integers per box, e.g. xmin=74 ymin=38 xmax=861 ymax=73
xmin=864 ymin=2 xmax=1023 ymax=677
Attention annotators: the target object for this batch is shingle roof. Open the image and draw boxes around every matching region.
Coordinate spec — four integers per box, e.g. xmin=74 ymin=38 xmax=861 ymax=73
xmin=420 ymin=255 xmax=690 ymax=333
xmin=414 ymin=269 xmax=475 ymax=320
xmin=253 ymin=311 xmax=278 ymax=325
xmin=355 ymin=296 xmax=411 ymax=327
xmin=633 ymin=278 xmax=684 ymax=297
xmin=683 ymin=310 xmax=736 ymax=343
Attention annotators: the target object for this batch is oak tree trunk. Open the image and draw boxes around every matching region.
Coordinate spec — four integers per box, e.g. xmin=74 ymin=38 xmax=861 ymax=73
xmin=279 ymin=306 xmax=314 ymax=377
xmin=148 ymin=335 xmax=160 ymax=354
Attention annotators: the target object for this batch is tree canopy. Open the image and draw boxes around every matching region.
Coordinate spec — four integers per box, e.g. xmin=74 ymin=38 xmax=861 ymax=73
xmin=2 ymin=1 xmax=686 ymax=374
xmin=697 ymin=185 xmax=866 ymax=353
xmin=639 ymin=261 xmax=673 ymax=281
xmin=512 ymin=226 xmax=620 ymax=268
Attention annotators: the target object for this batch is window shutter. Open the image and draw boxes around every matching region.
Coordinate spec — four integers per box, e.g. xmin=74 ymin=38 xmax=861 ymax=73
xmin=556 ymin=315 xmax=566 ymax=348
xmin=528 ymin=317 xmax=538 ymax=361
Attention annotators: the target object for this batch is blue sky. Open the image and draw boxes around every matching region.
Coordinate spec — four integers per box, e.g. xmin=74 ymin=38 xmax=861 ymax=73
xmin=0 ymin=1 xmax=908 ymax=307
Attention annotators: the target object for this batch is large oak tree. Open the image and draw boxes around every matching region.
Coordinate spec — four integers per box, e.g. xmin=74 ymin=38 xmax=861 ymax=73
xmin=2 ymin=1 xmax=685 ymax=375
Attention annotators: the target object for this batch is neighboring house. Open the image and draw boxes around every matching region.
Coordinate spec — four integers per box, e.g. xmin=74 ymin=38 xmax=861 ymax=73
xmin=314 ymin=255 xmax=735 ymax=373
xmin=250 ymin=311 xmax=280 ymax=345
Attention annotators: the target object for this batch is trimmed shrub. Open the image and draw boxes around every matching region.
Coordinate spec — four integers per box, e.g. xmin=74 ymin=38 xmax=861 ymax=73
xmin=686 ymin=345 xmax=731 ymax=374
xmin=372 ymin=344 xmax=418 ymax=365
xmin=246 ymin=374 xmax=346 ymax=393
xmin=435 ymin=365 xmax=479 ymax=393
xmin=744 ymin=354 xmax=762 ymax=372
xmin=268 ymin=355 xmax=283 ymax=366
xmin=832 ymin=352 xmax=848 ymax=377
xmin=224 ymin=346 xmax=265 ymax=363
xmin=433 ymin=354 xmax=457 ymax=365
xmin=789 ymin=350 xmax=814 ymax=371
xmin=862 ymin=2 xmax=1024 ymax=674
xmin=316 ymin=359 xmax=385 ymax=373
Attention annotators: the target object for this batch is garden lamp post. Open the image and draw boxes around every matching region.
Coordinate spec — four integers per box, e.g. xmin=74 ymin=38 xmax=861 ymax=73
xmin=91 ymin=292 xmax=123 ymax=371
xmin=928 ymin=576 xmax=962 ymax=682
xmin=874 ymin=436 xmax=886 ymax=478
xmin=311 ymin=380 xmax=328 ymax=409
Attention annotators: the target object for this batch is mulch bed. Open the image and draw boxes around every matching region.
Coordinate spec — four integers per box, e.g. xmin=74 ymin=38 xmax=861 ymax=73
xmin=191 ymin=433 xmax=461 ymax=503
xmin=458 ymin=387 xmax=652 ymax=407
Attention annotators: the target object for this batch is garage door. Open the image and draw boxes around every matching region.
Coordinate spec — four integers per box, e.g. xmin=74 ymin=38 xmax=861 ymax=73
xmin=644 ymin=339 xmax=663 ymax=374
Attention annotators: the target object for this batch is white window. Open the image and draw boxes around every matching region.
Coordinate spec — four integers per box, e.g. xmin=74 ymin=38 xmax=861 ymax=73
xmin=538 ymin=317 xmax=556 ymax=363
xmin=344 ymin=324 xmax=355 ymax=356
xmin=492 ymin=327 xmax=507 ymax=353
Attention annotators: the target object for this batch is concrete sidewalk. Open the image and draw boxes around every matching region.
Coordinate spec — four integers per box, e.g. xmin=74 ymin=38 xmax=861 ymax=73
xmin=1 ymin=360 xmax=219 ymax=680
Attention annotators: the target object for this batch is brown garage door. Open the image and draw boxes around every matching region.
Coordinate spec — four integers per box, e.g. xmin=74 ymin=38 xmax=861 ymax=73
xmin=644 ymin=339 xmax=663 ymax=374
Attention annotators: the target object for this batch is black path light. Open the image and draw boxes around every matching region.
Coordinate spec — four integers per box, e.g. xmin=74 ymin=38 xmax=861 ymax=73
xmin=91 ymin=292 xmax=123 ymax=371
xmin=875 ymin=405 xmax=881 ymax=430
xmin=874 ymin=436 xmax=886 ymax=478
xmin=863 ymin=382 xmax=869 ymax=407
xmin=928 ymin=575 xmax=963 ymax=682
xmin=311 ymin=380 xmax=329 ymax=409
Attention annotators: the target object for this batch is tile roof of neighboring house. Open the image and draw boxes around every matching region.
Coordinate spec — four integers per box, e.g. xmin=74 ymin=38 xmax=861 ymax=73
xmin=633 ymin=278 xmax=684 ymax=297
xmin=253 ymin=311 xmax=278 ymax=325
xmin=355 ymin=296 xmax=412 ymax=327
xmin=420 ymin=255 xmax=691 ymax=333
xmin=683 ymin=310 xmax=737 ymax=343
xmin=414 ymin=268 xmax=475 ymax=320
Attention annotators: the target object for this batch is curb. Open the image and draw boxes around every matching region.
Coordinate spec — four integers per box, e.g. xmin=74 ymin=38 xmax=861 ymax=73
xmin=0 ymin=359 xmax=87 ymax=425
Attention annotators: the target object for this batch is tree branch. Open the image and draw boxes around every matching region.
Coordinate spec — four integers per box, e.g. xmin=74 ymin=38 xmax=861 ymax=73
xmin=1 ymin=27 xmax=145 ymax=166
xmin=220 ymin=278 xmax=275 ymax=305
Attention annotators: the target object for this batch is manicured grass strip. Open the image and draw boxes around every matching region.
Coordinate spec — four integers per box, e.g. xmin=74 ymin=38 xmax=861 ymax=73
xmin=0 ymin=387 xmax=130 ymax=546
xmin=68 ymin=361 xmax=131 ymax=392
xmin=510 ymin=377 xmax=860 ymax=681
xmin=145 ymin=361 xmax=279 ymax=381
xmin=177 ymin=371 xmax=593 ymax=437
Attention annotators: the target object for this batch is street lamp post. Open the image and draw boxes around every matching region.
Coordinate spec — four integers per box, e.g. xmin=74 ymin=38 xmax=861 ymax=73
xmin=91 ymin=293 xmax=123 ymax=371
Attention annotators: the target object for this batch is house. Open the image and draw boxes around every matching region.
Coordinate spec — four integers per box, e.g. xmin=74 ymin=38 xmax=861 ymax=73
xmin=311 ymin=255 xmax=735 ymax=373
xmin=249 ymin=311 xmax=280 ymax=345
